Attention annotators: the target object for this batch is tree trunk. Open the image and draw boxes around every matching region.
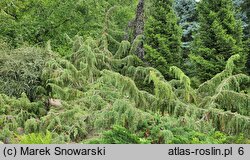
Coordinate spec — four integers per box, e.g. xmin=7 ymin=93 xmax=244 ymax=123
xmin=134 ymin=0 xmax=145 ymax=59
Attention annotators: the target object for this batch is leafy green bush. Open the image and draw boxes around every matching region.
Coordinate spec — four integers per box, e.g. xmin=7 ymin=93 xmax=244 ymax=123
xmin=19 ymin=131 xmax=52 ymax=144
xmin=0 ymin=43 xmax=47 ymax=101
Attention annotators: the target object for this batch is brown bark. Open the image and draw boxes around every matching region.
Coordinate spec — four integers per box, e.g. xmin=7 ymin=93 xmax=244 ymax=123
xmin=134 ymin=0 xmax=145 ymax=59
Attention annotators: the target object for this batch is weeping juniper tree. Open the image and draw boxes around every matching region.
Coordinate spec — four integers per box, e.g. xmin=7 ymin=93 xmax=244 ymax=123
xmin=189 ymin=0 xmax=246 ymax=82
xmin=0 ymin=33 xmax=249 ymax=144
xmin=0 ymin=0 xmax=250 ymax=145
xmin=144 ymin=0 xmax=182 ymax=77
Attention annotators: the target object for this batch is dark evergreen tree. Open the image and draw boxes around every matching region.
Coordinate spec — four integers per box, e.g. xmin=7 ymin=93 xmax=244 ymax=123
xmin=241 ymin=0 xmax=250 ymax=74
xmin=144 ymin=0 xmax=182 ymax=77
xmin=174 ymin=0 xmax=198 ymax=50
xmin=233 ymin=0 xmax=249 ymax=39
xmin=190 ymin=0 xmax=246 ymax=81
xmin=243 ymin=0 xmax=250 ymax=37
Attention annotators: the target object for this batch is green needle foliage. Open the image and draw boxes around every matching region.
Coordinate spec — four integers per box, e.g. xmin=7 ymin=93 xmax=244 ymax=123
xmin=144 ymin=0 xmax=182 ymax=77
xmin=190 ymin=0 xmax=246 ymax=82
xmin=0 ymin=33 xmax=249 ymax=143
xmin=0 ymin=0 xmax=249 ymax=144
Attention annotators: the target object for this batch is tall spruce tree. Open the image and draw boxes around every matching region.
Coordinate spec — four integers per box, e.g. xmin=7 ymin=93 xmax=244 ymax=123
xmin=235 ymin=0 xmax=250 ymax=38
xmin=174 ymin=0 xmax=198 ymax=51
xmin=144 ymin=0 xmax=182 ymax=77
xmin=244 ymin=0 xmax=250 ymax=37
xmin=190 ymin=0 xmax=246 ymax=81
xmin=241 ymin=0 xmax=250 ymax=74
